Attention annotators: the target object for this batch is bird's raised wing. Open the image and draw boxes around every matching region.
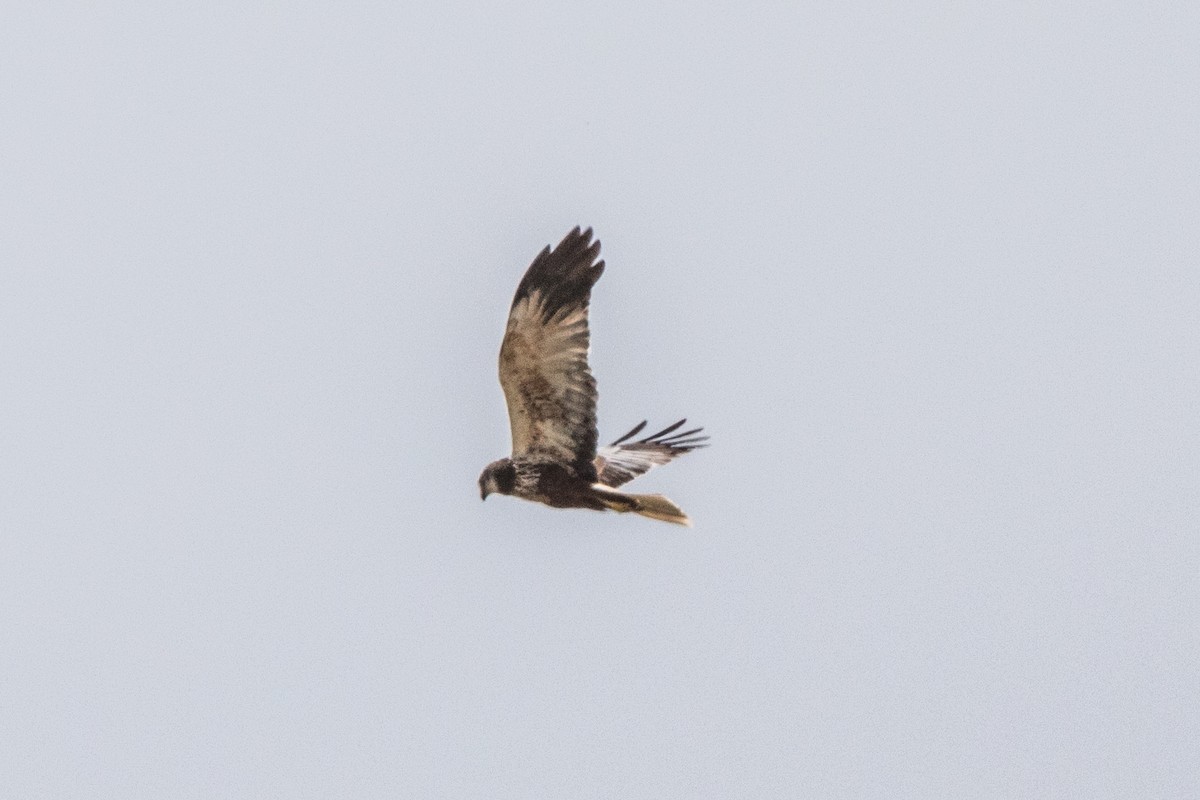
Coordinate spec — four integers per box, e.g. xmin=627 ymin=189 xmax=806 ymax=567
xmin=499 ymin=227 xmax=605 ymax=478
xmin=594 ymin=419 xmax=708 ymax=488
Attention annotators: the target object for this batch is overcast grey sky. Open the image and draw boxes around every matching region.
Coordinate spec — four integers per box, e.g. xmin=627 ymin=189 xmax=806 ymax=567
xmin=3 ymin=3 xmax=1198 ymax=797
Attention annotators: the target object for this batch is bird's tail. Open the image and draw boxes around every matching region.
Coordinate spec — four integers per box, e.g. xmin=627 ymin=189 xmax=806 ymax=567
xmin=591 ymin=484 xmax=693 ymax=527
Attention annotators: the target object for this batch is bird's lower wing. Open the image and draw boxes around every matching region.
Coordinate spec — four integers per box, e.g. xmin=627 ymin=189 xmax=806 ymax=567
xmin=594 ymin=419 xmax=708 ymax=487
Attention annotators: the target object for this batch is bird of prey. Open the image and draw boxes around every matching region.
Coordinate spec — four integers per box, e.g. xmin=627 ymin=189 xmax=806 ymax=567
xmin=479 ymin=227 xmax=707 ymax=526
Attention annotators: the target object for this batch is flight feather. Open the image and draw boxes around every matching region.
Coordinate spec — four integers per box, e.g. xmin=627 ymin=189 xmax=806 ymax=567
xmin=498 ymin=226 xmax=604 ymax=479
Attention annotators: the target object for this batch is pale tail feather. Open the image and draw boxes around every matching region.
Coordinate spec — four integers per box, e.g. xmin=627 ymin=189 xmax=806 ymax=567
xmin=591 ymin=485 xmax=693 ymax=527
xmin=627 ymin=493 xmax=693 ymax=527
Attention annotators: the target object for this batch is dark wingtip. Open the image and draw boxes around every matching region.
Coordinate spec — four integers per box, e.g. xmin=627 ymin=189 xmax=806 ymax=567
xmin=610 ymin=420 xmax=648 ymax=446
xmin=556 ymin=225 xmax=596 ymax=251
xmin=511 ymin=225 xmax=605 ymax=317
xmin=643 ymin=419 xmax=687 ymax=441
xmin=608 ymin=419 xmax=710 ymax=451
xmin=644 ymin=420 xmax=709 ymax=450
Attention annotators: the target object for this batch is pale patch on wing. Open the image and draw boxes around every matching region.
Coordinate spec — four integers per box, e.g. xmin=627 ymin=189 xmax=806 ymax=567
xmin=594 ymin=420 xmax=708 ymax=488
xmin=499 ymin=289 xmax=598 ymax=470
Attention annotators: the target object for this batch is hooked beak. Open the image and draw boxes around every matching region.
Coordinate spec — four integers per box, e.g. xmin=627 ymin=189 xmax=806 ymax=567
xmin=480 ymin=487 xmax=490 ymax=501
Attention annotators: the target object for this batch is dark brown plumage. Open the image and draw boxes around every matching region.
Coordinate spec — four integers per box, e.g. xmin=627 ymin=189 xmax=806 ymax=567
xmin=479 ymin=227 xmax=706 ymax=526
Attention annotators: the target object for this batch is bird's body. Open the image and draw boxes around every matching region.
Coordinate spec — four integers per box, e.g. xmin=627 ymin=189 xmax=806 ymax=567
xmin=479 ymin=227 xmax=706 ymax=526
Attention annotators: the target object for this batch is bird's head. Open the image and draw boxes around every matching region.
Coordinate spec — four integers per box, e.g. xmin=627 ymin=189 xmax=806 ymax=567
xmin=479 ymin=458 xmax=517 ymax=500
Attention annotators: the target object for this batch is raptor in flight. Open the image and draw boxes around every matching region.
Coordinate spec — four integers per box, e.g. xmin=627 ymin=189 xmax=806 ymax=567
xmin=478 ymin=227 xmax=706 ymax=526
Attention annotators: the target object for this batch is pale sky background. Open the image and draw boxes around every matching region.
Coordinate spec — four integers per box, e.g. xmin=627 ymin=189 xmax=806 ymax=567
xmin=3 ymin=3 xmax=1198 ymax=798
